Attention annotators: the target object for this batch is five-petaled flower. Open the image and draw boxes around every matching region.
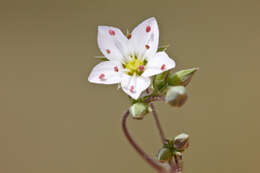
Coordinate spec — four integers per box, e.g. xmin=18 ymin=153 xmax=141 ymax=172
xmin=88 ymin=17 xmax=176 ymax=99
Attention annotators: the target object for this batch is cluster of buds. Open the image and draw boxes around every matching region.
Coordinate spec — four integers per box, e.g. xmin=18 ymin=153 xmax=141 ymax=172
xmin=129 ymin=67 xmax=198 ymax=119
xmin=164 ymin=68 xmax=198 ymax=107
xmin=157 ymin=133 xmax=190 ymax=163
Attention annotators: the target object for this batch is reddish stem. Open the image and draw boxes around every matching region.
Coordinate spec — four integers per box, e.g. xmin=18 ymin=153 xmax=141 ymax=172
xmin=144 ymin=95 xmax=165 ymax=103
xmin=121 ymin=109 xmax=166 ymax=173
xmin=150 ymin=103 xmax=166 ymax=144
xmin=150 ymin=103 xmax=177 ymax=173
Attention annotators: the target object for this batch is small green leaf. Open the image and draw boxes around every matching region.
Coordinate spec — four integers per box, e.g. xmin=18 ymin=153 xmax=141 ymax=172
xmin=95 ymin=56 xmax=108 ymax=61
xmin=157 ymin=45 xmax=170 ymax=52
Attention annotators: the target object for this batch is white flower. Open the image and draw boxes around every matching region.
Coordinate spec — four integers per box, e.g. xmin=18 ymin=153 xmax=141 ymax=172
xmin=88 ymin=17 xmax=176 ymax=99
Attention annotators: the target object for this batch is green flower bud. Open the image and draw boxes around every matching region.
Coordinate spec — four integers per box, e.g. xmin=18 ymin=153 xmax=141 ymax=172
xmin=165 ymin=86 xmax=187 ymax=107
xmin=174 ymin=133 xmax=190 ymax=151
xmin=129 ymin=103 xmax=149 ymax=120
xmin=157 ymin=147 xmax=173 ymax=163
xmin=153 ymin=72 xmax=168 ymax=91
xmin=167 ymin=68 xmax=198 ymax=86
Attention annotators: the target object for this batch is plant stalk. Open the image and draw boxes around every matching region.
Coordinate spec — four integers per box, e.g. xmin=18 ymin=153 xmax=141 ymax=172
xmin=121 ymin=109 xmax=166 ymax=173
xmin=150 ymin=103 xmax=177 ymax=173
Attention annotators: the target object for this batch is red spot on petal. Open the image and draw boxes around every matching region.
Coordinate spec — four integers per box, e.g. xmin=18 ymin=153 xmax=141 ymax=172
xmin=127 ymin=33 xmax=132 ymax=39
xmin=161 ymin=64 xmax=166 ymax=70
xmin=138 ymin=65 xmax=144 ymax=71
xmin=109 ymin=29 xmax=115 ymax=36
xmin=130 ymin=86 xmax=135 ymax=93
xmin=145 ymin=44 xmax=150 ymax=49
xmin=146 ymin=26 xmax=151 ymax=32
xmin=99 ymin=73 xmax=105 ymax=80
xmin=114 ymin=66 xmax=119 ymax=72
xmin=106 ymin=49 xmax=111 ymax=54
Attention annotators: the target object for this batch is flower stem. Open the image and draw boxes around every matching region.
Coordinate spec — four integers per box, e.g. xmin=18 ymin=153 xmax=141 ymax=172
xmin=121 ymin=109 xmax=166 ymax=173
xmin=150 ymin=103 xmax=177 ymax=173
xmin=169 ymin=160 xmax=177 ymax=173
xmin=150 ymin=103 xmax=166 ymax=144
xmin=145 ymin=96 xmax=165 ymax=103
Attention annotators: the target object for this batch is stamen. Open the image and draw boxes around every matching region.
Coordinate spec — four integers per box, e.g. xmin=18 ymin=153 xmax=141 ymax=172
xmin=146 ymin=26 xmax=151 ymax=33
xmin=109 ymin=29 xmax=115 ymax=36
xmin=99 ymin=73 xmax=105 ymax=80
xmin=161 ymin=64 xmax=166 ymax=70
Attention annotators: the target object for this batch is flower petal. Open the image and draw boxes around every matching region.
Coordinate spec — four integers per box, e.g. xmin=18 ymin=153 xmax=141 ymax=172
xmin=88 ymin=61 xmax=123 ymax=84
xmin=130 ymin=17 xmax=159 ymax=58
xmin=121 ymin=74 xmax=151 ymax=99
xmin=98 ymin=26 xmax=129 ymax=62
xmin=142 ymin=52 xmax=176 ymax=77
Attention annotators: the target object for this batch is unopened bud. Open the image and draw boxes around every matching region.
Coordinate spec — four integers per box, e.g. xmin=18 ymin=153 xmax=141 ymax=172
xmin=165 ymin=86 xmax=187 ymax=107
xmin=168 ymin=68 xmax=198 ymax=86
xmin=129 ymin=103 xmax=149 ymax=120
xmin=157 ymin=147 xmax=173 ymax=162
xmin=174 ymin=133 xmax=190 ymax=151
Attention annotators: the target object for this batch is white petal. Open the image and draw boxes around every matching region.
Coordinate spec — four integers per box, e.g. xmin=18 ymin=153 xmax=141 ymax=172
xmin=129 ymin=17 xmax=159 ymax=58
xmin=142 ymin=52 xmax=176 ymax=77
xmin=88 ymin=61 xmax=123 ymax=84
xmin=121 ymin=74 xmax=151 ymax=99
xmin=98 ymin=26 xmax=129 ymax=62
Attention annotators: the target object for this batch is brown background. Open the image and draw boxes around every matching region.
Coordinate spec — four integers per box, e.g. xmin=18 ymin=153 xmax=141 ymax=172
xmin=1 ymin=0 xmax=259 ymax=173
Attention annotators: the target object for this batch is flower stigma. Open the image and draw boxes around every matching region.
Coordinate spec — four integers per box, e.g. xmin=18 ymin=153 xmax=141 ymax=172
xmin=123 ymin=55 xmax=147 ymax=76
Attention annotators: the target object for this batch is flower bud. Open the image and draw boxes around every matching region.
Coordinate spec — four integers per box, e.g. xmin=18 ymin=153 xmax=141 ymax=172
xmin=157 ymin=147 xmax=173 ymax=163
xmin=129 ymin=103 xmax=149 ymax=120
xmin=165 ymin=86 xmax=187 ymax=107
xmin=167 ymin=68 xmax=198 ymax=87
xmin=174 ymin=133 xmax=190 ymax=151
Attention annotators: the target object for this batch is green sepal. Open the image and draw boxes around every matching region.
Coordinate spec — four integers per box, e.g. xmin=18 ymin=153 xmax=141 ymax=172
xmin=157 ymin=147 xmax=173 ymax=163
xmin=153 ymin=71 xmax=169 ymax=92
xmin=94 ymin=56 xmax=108 ymax=61
xmin=157 ymin=45 xmax=170 ymax=52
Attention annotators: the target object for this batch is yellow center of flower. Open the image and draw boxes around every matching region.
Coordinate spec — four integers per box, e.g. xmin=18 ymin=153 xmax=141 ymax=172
xmin=124 ymin=55 xmax=147 ymax=76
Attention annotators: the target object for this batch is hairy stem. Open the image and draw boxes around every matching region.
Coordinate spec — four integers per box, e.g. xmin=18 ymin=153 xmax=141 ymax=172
xmin=121 ymin=109 xmax=166 ymax=173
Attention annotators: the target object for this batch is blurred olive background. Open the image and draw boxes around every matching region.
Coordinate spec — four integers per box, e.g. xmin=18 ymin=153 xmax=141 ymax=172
xmin=1 ymin=0 xmax=259 ymax=173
